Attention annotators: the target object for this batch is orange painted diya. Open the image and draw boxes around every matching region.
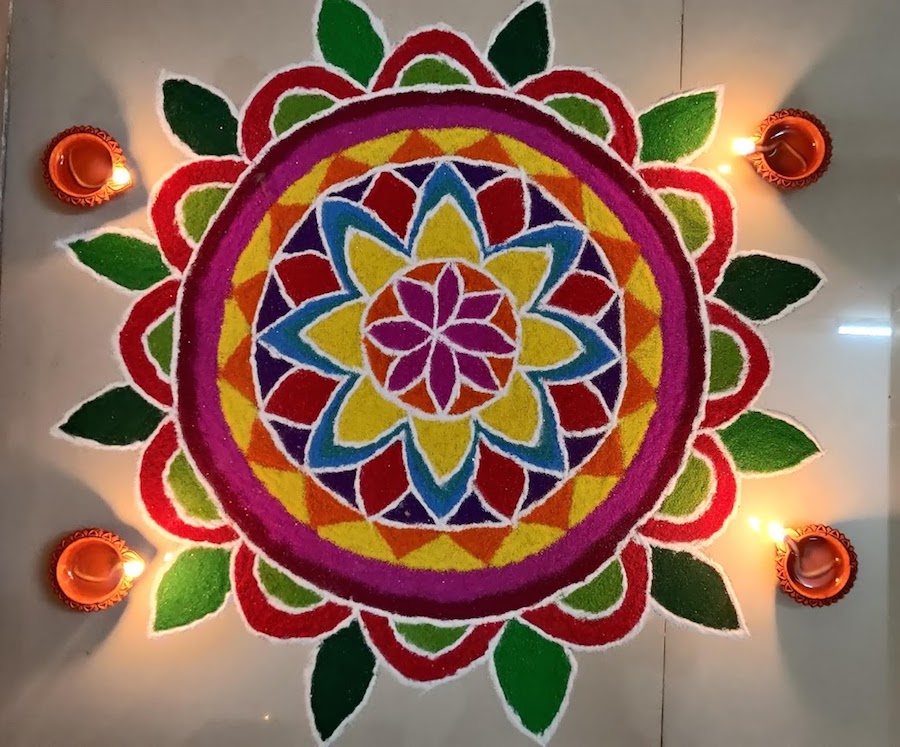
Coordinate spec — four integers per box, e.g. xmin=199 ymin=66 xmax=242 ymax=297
xmin=747 ymin=109 xmax=832 ymax=189
xmin=775 ymin=524 xmax=857 ymax=607
xmin=50 ymin=528 xmax=144 ymax=611
xmin=42 ymin=126 xmax=133 ymax=207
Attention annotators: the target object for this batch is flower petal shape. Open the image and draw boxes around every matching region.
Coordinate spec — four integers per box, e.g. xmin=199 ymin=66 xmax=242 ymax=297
xmin=335 ymin=377 xmax=406 ymax=446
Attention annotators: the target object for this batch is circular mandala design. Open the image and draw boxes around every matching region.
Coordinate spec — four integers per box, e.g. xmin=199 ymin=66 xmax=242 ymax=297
xmin=177 ymin=90 xmax=706 ymax=619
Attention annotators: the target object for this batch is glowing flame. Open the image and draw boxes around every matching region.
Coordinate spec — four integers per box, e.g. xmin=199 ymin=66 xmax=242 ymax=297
xmin=747 ymin=516 xmax=762 ymax=532
xmin=732 ymin=137 xmax=757 ymax=156
xmin=109 ymin=165 xmax=132 ymax=189
xmin=717 ymin=163 xmax=733 ymax=175
xmin=123 ymin=557 xmax=146 ymax=579
xmin=767 ymin=521 xmax=787 ymax=543
xmin=163 ymin=551 xmax=174 ymax=562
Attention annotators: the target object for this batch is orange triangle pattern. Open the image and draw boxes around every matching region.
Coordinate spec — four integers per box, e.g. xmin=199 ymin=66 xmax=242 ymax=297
xmin=598 ymin=236 xmax=640 ymax=285
xmin=246 ymin=420 xmax=294 ymax=470
xmin=449 ymin=385 xmax=494 ymax=415
xmin=619 ymin=364 xmax=656 ymax=417
xmin=269 ymin=202 xmax=309 ymax=253
xmin=583 ymin=428 xmax=625 ymax=477
xmin=455 ymin=135 xmax=517 ymax=167
xmin=362 ymin=340 xmax=393 ymax=385
xmin=321 ymin=156 xmax=371 ymax=192
xmin=623 ymin=294 xmax=659 ymax=353
xmin=532 ymin=174 xmax=585 ymax=222
xmin=457 ymin=264 xmax=497 ymax=292
xmin=399 ymin=379 xmax=436 ymax=414
xmin=376 ymin=524 xmax=440 ymax=559
xmin=365 ymin=286 xmax=402 ymax=323
xmin=306 ymin=481 xmax=364 ymax=528
xmin=221 ymin=338 xmax=256 ymax=402
xmin=406 ymin=262 xmax=442 ymax=283
xmin=488 ymin=356 xmax=514 ymax=385
xmin=521 ymin=482 xmax=574 ymax=530
xmin=490 ymin=302 xmax=518 ymax=341
xmin=233 ymin=272 xmax=267 ymax=323
xmin=450 ymin=527 xmax=513 ymax=565
xmin=390 ymin=131 xmax=444 ymax=163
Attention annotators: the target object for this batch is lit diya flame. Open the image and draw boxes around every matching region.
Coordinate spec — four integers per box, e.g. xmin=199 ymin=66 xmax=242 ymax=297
xmin=749 ymin=517 xmax=857 ymax=606
xmin=731 ymin=110 xmax=832 ymax=189
xmin=50 ymin=529 xmax=145 ymax=612
xmin=42 ymin=126 xmax=134 ymax=207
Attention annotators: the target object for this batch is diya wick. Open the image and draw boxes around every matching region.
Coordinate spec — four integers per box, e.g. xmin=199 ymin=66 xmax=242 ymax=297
xmin=731 ymin=109 xmax=832 ymax=189
xmin=50 ymin=528 xmax=145 ymax=612
xmin=42 ymin=126 xmax=134 ymax=207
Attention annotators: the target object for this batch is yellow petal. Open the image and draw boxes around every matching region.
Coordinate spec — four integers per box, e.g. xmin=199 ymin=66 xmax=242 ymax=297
xmin=479 ymin=373 xmax=540 ymax=445
xmin=233 ymin=215 xmax=273 ymax=285
xmin=402 ymin=535 xmax=485 ymax=570
xmin=318 ymin=521 xmax=397 ymax=561
xmin=252 ymin=465 xmax=309 ymax=524
xmin=569 ymin=475 xmax=617 ymax=525
xmin=625 ymin=259 xmax=662 ymax=315
xmin=217 ymin=299 xmax=250 ymax=368
xmin=344 ymin=131 xmax=413 ymax=167
xmin=279 ymin=158 xmax=331 ymax=207
xmin=519 ymin=315 xmax=581 ymax=369
xmin=630 ymin=327 xmax=663 ymax=387
xmin=496 ymin=136 xmax=570 ymax=177
xmin=218 ymin=381 xmax=255 ymax=450
xmin=413 ymin=200 xmax=480 ymax=263
xmin=304 ymin=300 xmax=366 ymax=370
xmin=335 ymin=377 xmax=405 ymax=445
xmin=491 ymin=524 xmax=564 ymax=566
xmin=347 ymin=233 xmax=409 ymax=296
xmin=411 ymin=416 xmax=474 ymax=480
xmin=483 ymin=248 xmax=550 ymax=309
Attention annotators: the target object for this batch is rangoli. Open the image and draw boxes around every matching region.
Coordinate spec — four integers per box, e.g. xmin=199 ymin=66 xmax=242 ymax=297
xmin=55 ymin=1 xmax=825 ymax=742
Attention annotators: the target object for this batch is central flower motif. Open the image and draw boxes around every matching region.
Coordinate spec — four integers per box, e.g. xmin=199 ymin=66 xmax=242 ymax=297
xmin=261 ymin=163 xmax=618 ymax=519
xmin=363 ymin=261 xmax=519 ymax=416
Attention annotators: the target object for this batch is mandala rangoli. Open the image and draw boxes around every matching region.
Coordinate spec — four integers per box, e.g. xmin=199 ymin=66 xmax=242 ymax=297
xmin=55 ymin=1 xmax=825 ymax=742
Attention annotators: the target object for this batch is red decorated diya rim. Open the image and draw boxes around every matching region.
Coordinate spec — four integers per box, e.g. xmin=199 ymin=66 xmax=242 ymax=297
xmin=775 ymin=524 xmax=857 ymax=607
xmin=49 ymin=528 xmax=141 ymax=612
xmin=42 ymin=126 xmax=133 ymax=207
xmin=747 ymin=109 xmax=832 ymax=190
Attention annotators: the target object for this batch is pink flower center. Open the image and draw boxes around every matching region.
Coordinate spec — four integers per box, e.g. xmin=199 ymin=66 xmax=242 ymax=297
xmin=363 ymin=261 xmax=519 ymax=416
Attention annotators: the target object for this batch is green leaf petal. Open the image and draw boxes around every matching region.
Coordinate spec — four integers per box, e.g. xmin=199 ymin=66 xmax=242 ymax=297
xmin=147 ymin=313 xmax=174 ymax=375
xmin=181 ymin=187 xmax=229 ymax=243
xmin=639 ymin=89 xmax=720 ymax=163
xmin=719 ymin=411 xmax=820 ymax=473
xmin=661 ymin=192 xmax=710 ymax=253
xmin=58 ymin=385 xmax=165 ymax=447
xmin=399 ymin=57 xmax=471 ymax=87
xmin=394 ymin=622 xmax=468 ymax=653
xmin=492 ymin=620 xmax=573 ymax=739
xmin=658 ymin=455 xmax=712 ymax=517
xmin=162 ymin=77 xmax=239 ymax=156
xmin=273 ymin=93 xmax=335 ymax=135
xmin=546 ymin=95 xmax=610 ymax=140
xmin=715 ymin=254 xmax=824 ymax=322
xmin=257 ymin=560 xmax=322 ymax=609
xmin=64 ymin=232 xmax=170 ymax=291
xmin=709 ymin=330 xmax=743 ymax=393
xmin=316 ymin=0 xmax=386 ymax=86
xmin=166 ymin=451 xmax=221 ymax=521
xmin=650 ymin=547 xmax=742 ymax=631
xmin=310 ymin=621 xmax=376 ymax=742
xmin=487 ymin=1 xmax=551 ymax=86
xmin=561 ymin=559 xmax=624 ymax=614
xmin=153 ymin=547 xmax=231 ymax=633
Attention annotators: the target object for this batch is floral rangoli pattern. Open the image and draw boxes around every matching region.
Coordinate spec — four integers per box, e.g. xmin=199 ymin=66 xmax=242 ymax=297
xmin=54 ymin=1 xmax=825 ymax=742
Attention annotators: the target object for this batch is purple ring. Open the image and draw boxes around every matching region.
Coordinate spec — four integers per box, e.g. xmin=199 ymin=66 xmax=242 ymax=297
xmin=177 ymin=90 xmax=706 ymax=620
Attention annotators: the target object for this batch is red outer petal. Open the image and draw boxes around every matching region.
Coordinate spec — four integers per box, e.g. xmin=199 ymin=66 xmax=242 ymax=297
xmin=232 ymin=544 xmax=353 ymax=640
xmin=139 ymin=421 xmax=238 ymax=544
xmin=638 ymin=433 xmax=737 ymax=545
xmin=517 ymin=70 xmax=639 ymax=164
xmin=640 ymin=165 xmax=736 ymax=294
xmin=119 ymin=278 xmax=179 ymax=408
xmin=521 ymin=541 xmax=648 ymax=647
xmin=360 ymin=611 xmax=503 ymax=683
xmin=701 ymin=299 xmax=771 ymax=429
xmin=477 ymin=176 xmax=527 ymax=245
xmin=150 ymin=158 xmax=247 ymax=271
xmin=240 ymin=66 xmax=365 ymax=160
xmin=372 ymin=29 xmax=504 ymax=91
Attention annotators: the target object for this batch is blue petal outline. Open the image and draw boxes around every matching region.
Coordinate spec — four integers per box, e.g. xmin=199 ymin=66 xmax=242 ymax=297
xmin=258 ymin=293 xmax=359 ymax=377
xmin=305 ymin=376 xmax=406 ymax=470
xmin=487 ymin=222 xmax=585 ymax=310
xmin=406 ymin=164 xmax=487 ymax=253
xmin=403 ymin=432 xmax=478 ymax=518
xmin=530 ymin=309 xmax=618 ymax=384
xmin=319 ymin=197 xmax=410 ymax=293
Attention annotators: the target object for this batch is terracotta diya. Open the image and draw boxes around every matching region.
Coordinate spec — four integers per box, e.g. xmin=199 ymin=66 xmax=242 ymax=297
xmin=50 ymin=528 xmax=145 ymax=612
xmin=42 ymin=126 xmax=133 ymax=207
xmin=775 ymin=524 xmax=857 ymax=607
xmin=744 ymin=109 xmax=832 ymax=189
